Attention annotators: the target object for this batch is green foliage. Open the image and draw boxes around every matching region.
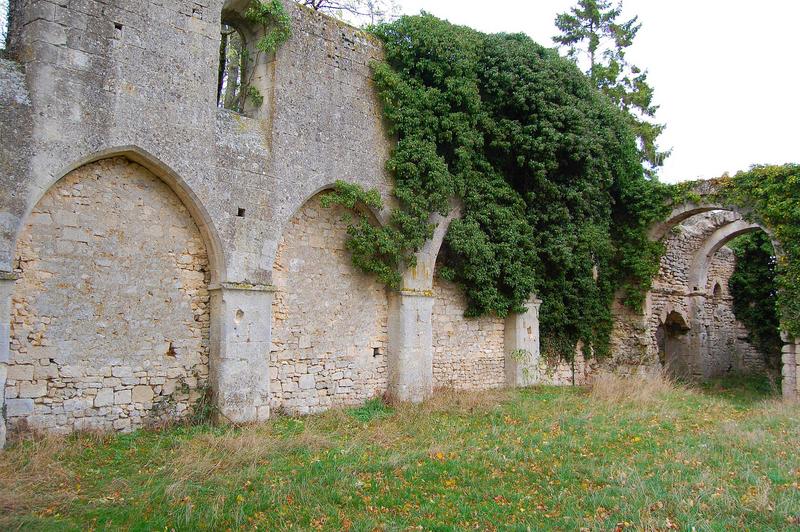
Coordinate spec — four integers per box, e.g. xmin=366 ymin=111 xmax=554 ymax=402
xmin=322 ymin=14 xmax=670 ymax=360
xmin=553 ymin=0 xmax=669 ymax=175
xmin=320 ymin=181 xmax=410 ymax=288
xmin=246 ymin=0 xmax=293 ymax=55
xmin=728 ymin=232 xmax=782 ymax=369
xmin=247 ymin=85 xmax=264 ymax=107
xmin=347 ymin=397 xmax=394 ymax=422
xmin=720 ymin=164 xmax=800 ymax=339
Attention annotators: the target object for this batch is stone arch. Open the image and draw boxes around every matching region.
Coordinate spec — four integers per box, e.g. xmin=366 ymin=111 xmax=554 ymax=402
xmin=14 ymin=146 xmax=225 ymax=284
xmin=400 ymin=200 xmax=462 ymax=292
xmin=687 ymin=219 xmax=761 ymax=293
xmin=643 ymin=189 xmax=793 ymax=391
xmin=270 ymin=190 xmax=389 ymax=414
xmin=5 ymin=156 xmax=216 ymax=435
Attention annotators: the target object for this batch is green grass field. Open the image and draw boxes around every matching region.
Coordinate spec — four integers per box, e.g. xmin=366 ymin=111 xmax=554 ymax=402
xmin=1 ymin=374 xmax=798 ymax=530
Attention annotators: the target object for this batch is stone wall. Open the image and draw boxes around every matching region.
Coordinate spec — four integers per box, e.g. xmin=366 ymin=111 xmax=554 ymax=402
xmin=540 ymin=351 xmax=596 ymax=386
xmin=431 ymin=275 xmax=505 ymax=390
xmin=270 ymin=194 xmax=388 ymax=413
xmin=0 ymin=0 xmax=400 ymax=440
xmin=5 ymin=158 xmax=210 ymax=434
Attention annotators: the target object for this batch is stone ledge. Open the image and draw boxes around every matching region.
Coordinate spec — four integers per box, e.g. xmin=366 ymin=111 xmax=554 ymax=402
xmin=398 ymin=289 xmax=434 ymax=298
xmin=208 ymin=282 xmax=276 ymax=292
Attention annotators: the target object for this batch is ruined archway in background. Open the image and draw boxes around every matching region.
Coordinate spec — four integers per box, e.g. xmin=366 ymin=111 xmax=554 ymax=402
xmin=270 ymin=191 xmax=389 ymax=414
xmin=643 ymin=181 xmax=795 ymax=397
xmin=5 ymin=157 xmax=214 ymax=435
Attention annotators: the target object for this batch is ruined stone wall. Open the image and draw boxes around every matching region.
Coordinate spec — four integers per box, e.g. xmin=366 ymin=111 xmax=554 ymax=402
xmin=644 ymin=213 xmax=766 ymax=379
xmin=538 ymin=350 xmax=596 ymax=386
xmin=431 ymin=276 xmax=505 ymax=390
xmin=5 ymin=158 xmax=210 ymax=434
xmin=0 ymin=0 xmax=400 ymax=439
xmin=270 ymin=194 xmax=388 ymax=414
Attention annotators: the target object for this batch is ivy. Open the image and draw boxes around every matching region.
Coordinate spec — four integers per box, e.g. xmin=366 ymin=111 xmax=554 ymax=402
xmin=246 ymin=0 xmax=293 ymax=55
xmin=324 ymin=14 xmax=670 ymax=361
xmin=728 ymin=232 xmax=782 ymax=369
xmin=719 ymin=164 xmax=800 ymax=339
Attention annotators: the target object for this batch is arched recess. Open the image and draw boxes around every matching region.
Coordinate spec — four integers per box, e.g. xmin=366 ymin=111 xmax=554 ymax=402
xmin=656 ymin=310 xmax=692 ymax=379
xmin=423 ymin=201 xmax=507 ymax=389
xmin=270 ymin=190 xmax=389 ymax=414
xmin=430 ymin=259 xmax=506 ymax=391
xmin=217 ymin=0 xmax=284 ymax=118
xmin=13 ymin=146 xmax=225 ymax=285
xmin=5 ymin=154 xmax=221 ymax=435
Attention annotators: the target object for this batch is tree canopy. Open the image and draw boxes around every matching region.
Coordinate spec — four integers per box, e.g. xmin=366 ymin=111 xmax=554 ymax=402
xmin=553 ymin=0 xmax=668 ymax=175
xmin=323 ymin=13 xmax=671 ymax=361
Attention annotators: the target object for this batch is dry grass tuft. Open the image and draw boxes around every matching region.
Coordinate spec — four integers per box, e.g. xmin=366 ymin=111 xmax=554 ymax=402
xmin=416 ymin=387 xmax=514 ymax=414
xmin=0 ymin=434 xmax=81 ymax=517
xmin=589 ymin=370 xmax=680 ymax=404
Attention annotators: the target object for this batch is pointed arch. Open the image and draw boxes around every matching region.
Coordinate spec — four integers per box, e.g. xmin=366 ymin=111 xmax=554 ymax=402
xmin=14 ymin=146 xmax=226 ymax=284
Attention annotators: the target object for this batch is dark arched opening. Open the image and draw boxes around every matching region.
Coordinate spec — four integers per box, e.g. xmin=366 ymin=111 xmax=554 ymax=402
xmin=658 ymin=311 xmax=692 ymax=379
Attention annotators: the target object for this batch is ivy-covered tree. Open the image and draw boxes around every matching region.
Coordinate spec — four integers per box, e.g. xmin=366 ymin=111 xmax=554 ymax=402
xmin=298 ymin=0 xmax=399 ymax=25
xmin=553 ymin=0 xmax=669 ymax=175
xmin=323 ymin=13 xmax=671 ymax=363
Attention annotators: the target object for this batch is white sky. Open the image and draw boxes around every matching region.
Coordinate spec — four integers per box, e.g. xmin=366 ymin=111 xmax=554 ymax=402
xmin=1 ymin=2 xmax=796 ymax=183
xmin=394 ymin=0 xmax=800 ymax=183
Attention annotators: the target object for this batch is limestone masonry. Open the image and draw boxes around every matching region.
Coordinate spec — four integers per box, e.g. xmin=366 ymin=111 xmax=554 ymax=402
xmin=0 ymin=1 xmax=794 ymax=446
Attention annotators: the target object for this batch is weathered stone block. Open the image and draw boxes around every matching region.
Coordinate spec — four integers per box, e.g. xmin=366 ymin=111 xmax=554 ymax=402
xmin=94 ymin=388 xmax=114 ymax=407
xmin=6 ymin=398 xmax=35 ymax=417
xmin=298 ymin=374 xmax=316 ymax=390
xmin=7 ymin=364 xmax=34 ymax=381
xmin=132 ymin=385 xmax=154 ymax=403
xmin=114 ymin=389 xmax=132 ymax=404
xmin=19 ymin=382 xmax=48 ymax=398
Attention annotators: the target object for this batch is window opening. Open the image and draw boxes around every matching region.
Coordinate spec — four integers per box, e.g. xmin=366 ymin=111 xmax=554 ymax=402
xmin=217 ymin=24 xmax=248 ymax=112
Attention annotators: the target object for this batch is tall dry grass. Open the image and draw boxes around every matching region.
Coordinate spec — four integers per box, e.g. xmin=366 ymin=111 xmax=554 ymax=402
xmin=589 ymin=370 xmax=681 ymax=404
xmin=0 ymin=434 xmax=92 ymax=517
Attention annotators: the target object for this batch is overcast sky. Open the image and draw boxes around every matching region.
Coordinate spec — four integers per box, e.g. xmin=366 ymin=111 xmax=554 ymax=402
xmin=1 ymin=2 xmax=796 ymax=183
xmin=394 ymin=0 xmax=800 ymax=183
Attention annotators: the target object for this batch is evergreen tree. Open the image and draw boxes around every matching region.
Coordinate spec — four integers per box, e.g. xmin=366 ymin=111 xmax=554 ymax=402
xmin=553 ymin=0 xmax=669 ymax=176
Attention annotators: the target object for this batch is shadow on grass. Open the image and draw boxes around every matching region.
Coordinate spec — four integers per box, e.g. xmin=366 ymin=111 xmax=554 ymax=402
xmin=698 ymin=372 xmax=781 ymax=406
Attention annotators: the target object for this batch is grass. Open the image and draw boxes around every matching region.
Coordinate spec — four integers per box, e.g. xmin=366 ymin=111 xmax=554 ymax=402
xmin=1 ymin=374 xmax=798 ymax=530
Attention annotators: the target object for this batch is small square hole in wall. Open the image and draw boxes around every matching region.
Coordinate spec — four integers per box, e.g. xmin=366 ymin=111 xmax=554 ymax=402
xmin=113 ymin=23 xmax=123 ymax=38
xmin=237 ymin=207 xmax=246 ymax=218
xmin=373 ymin=347 xmax=381 ymax=357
